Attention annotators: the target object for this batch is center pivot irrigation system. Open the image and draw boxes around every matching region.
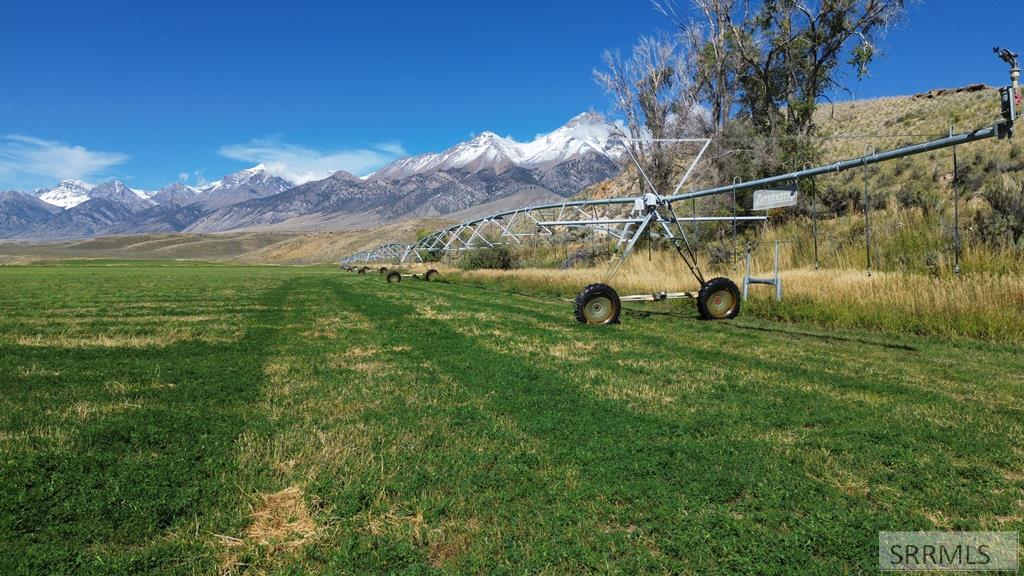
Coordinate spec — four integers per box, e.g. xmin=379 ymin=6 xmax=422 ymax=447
xmin=342 ymin=49 xmax=1021 ymax=325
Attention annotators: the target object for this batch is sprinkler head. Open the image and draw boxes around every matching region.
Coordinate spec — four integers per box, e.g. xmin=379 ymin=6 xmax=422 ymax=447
xmin=995 ymin=47 xmax=1019 ymax=66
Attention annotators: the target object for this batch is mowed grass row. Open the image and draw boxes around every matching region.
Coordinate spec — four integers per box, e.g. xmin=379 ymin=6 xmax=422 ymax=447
xmin=0 ymin=263 xmax=1022 ymax=574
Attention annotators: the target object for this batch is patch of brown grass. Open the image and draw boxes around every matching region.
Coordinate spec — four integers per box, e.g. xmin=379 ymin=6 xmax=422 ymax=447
xmin=340 ymin=346 xmax=378 ymax=358
xmin=1000 ymin=468 xmax=1024 ymax=483
xmin=246 ymin=486 xmax=317 ymax=547
xmin=924 ymin=510 xmax=953 ymax=529
xmin=428 ymin=518 xmax=481 ymax=568
xmin=348 ymin=362 xmax=388 ymax=375
xmin=218 ymin=486 xmax=318 ymax=575
xmin=589 ymin=380 xmax=677 ymax=409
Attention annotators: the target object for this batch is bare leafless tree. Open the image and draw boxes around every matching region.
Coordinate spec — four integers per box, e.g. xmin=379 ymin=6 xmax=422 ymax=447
xmin=594 ymin=35 xmax=702 ymax=195
xmin=654 ymin=0 xmax=744 ymax=132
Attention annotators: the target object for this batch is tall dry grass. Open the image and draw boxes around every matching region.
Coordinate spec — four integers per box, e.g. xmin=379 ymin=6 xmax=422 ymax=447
xmin=749 ymin=268 xmax=1024 ymax=343
xmin=449 ymin=252 xmax=1024 ymax=344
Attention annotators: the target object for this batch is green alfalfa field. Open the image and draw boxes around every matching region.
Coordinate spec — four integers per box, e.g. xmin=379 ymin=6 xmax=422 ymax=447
xmin=1 ymin=261 xmax=1022 ymax=575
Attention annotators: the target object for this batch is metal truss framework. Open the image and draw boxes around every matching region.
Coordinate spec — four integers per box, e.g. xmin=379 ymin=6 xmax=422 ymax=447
xmin=339 ymin=242 xmax=414 ymax=266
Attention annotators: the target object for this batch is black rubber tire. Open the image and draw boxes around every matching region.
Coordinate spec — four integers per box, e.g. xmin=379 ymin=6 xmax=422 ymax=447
xmin=386 ymin=271 xmax=402 ymax=284
xmin=574 ymin=283 xmax=621 ymax=325
xmin=423 ymin=269 xmax=438 ymax=282
xmin=379 ymin=267 xmax=389 ymax=275
xmin=358 ymin=267 xmax=367 ymax=274
xmin=697 ymin=277 xmax=741 ymax=320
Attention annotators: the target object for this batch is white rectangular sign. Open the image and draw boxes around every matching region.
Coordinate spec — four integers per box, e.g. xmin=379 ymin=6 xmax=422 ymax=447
xmin=753 ymin=189 xmax=799 ymax=210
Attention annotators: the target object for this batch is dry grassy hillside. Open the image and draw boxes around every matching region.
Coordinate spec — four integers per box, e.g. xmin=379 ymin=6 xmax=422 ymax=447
xmin=760 ymin=87 xmax=1024 ymax=275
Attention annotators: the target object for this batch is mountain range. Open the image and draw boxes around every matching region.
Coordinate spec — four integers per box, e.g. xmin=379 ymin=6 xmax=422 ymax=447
xmin=0 ymin=112 xmax=622 ymax=239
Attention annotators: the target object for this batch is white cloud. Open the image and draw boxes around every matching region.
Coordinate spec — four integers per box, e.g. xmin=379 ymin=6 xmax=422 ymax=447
xmin=374 ymin=141 xmax=406 ymax=156
xmin=177 ymin=172 xmax=189 ymax=182
xmin=0 ymin=134 xmax=128 ymax=190
xmin=217 ymin=138 xmax=407 ymax=183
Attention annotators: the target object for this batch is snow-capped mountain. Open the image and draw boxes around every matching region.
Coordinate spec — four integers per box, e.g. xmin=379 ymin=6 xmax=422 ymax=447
xmin=371 ymin=112 xmax=621 ymax=180
xmin=187 ymin=164 xmax=292 ymax=209
xmin=367 ymin=134 xmax=518 ymax=180
xmin=517 ymin=112 xmax=622 ymax=168
xmin=33 ymin=180 xmax=94 ymax=208
xmin=33 ymin=179 xmax=158 ymax=208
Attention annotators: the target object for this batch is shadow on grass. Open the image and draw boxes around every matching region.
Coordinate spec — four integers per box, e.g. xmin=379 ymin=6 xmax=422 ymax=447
xmin=316 ymin=280 xmax=915 ymax=574
xmin=722 ymin=321 xmax=919 ymax=351
xmin=0 ymin=279 xmax=295 ymax=575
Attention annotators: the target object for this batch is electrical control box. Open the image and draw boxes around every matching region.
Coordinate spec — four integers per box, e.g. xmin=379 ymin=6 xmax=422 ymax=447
xmin=1002 ymin=86 xmax=1017 ymax=122
xmin=999 ymin=87 xmax=1017 ymax=139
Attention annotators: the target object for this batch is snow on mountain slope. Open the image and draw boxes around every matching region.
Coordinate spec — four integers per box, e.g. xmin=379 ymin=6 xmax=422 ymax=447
xmin=32 ymin=179 xmax=157 ymax=208
xmin=131 ymin=187 xmax=158 ymax=200
xmin=199 ymin=164 xmax=271 ymax=195
xmin=186 ymin=164 xmax=293 ymax=209
xmin=33 ymin=180 xmax=94 ymax=208
xmin=371 ymin=112 xmax=622 ymax=180
xmin=518 ymin=112 xmax=621 ymax=168
xmin=432 ymin=132 xmax=525 ymax=172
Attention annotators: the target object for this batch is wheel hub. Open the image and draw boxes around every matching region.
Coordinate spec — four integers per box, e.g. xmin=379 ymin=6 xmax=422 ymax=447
xmin=706 ymin=289 xmax=735 ymax=318
xmin=584 ymin=296 xmax=613 ymax=323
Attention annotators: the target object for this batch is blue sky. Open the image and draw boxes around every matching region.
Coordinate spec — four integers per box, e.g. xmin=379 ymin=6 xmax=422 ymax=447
xmin=1 ymin=0 xmax=1020 ymax=191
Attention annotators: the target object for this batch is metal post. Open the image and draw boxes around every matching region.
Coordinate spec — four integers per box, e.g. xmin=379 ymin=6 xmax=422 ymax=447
xmin=732 ymin=177 xmax=740 ymax=271
xmin=952 ymin=131 xmax=961 ymax=276
xmin=742 ymin=245 xmax=751 ymax=301
xmin=804 ymin=163 xmax=819 ymax=271
xmin=773 ymin=240 xmax=782 ymax=302
xmin=863 ymin=149 xmax=873 ymax=276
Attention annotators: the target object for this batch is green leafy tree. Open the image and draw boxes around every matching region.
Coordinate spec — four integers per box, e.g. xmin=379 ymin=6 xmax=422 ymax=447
xmin=655 ymin=0 xmax=905 ymax=181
